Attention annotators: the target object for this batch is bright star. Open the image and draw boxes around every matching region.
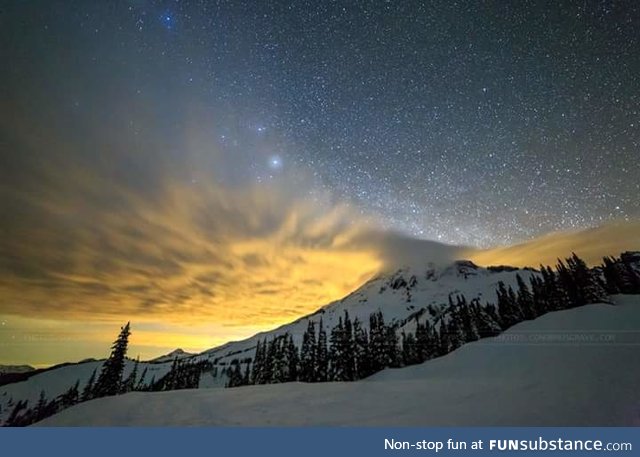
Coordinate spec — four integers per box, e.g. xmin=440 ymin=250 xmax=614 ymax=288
xmin=268 ymin=155 xmax=283 ymax=170
xmin=162 ymin=14 xmax=173 ymax=29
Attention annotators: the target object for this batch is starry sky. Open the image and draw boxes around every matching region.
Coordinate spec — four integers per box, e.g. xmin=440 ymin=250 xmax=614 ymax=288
xmin=1 ymin=0 xmax=639 ymax=365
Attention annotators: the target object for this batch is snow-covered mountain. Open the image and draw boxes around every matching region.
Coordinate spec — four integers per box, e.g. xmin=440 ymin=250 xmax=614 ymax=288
xmin=2 ymin=252 xmax=639 ymax=426
xmin=197 ymin=260 xmax=537 ymax=366
xmin=38 ymin=295 xmax=640 ymax=426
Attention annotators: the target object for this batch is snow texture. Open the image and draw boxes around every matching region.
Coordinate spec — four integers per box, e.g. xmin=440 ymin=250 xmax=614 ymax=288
xmin=38 ymin=295 xmax=640 ymax=426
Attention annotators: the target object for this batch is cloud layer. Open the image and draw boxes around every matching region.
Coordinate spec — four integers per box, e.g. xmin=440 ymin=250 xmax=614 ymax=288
xmin=1 ymin=101 xmax=637 ymax=365
xmin=469 ymin=221 xmax=640 ymax=268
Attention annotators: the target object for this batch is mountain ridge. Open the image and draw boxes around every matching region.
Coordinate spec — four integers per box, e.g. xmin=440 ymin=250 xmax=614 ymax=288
xmin=2 ymin=252 xmax=639 ymax=426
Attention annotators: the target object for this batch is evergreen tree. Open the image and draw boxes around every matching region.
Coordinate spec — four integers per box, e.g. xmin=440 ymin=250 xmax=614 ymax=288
xmin=483 ymin=302 xmax=502 ymax=333
xmin=516 ymin=274 xmax=536 ymax=320
xmin=445 ymin=307 xmax=465 ymax=351
xmin=342 ymin=311 xmax=356 ymax=380
xmin=135 ymin=367 xmax=148 ymax=391
xmin=529 ymin=274 xmax=549 ymax=316
xmin=437 ymin=320 xmax=449 ymax=355
xmin=275 ymin=337 xmax=288 ymax=383
xmin=542 ymin=265 xmax=567 ymax=310
xmin=369 ymin=311 xmax=387 ymax=372
xmin=384 ymin=324 xmax=400 ymax=368
xmin=251 ymin=339 xmax=265 ymax=385
xmin=93 ymin=322 xmax=131 ymax=398
xmin=284 ymin=334 xmax=299 ymax=382
xmin=263 ymin=338 xmax=275 ymax=383
xmin=602 ymin=256 xmax=622 ymax=294
xmin=471 ymin=301 xmax=502 ymax=338
xmin=300 ymin=321 xmax=317 ymax=382
xmin=496 ymin=281 xmax=521 ymax=329
xmin=81 ymin=368 xmax=97 ymax=402
xmin=59 ymin=380 xmax=80 ymax=409
xmin=556 ymin=258 xmax=579 ymax=307
xmin=34 ymin=390 xmax=49 ymax=422
xmin=415 ymin=320 xmax=438 ymax=361
xmin=226 ymin=361 xmax=243 ymax=388
xmin=567 ymin=253 xmax=607 ymax=304
xmin=329 ymin=317 xmax=345 ymax=381
xmin=315 ymin=318 xmax=328 ymax=382
xmin=401 ymin=332 xmax=419 ymax=366
xmin=5 ymin=400 xmax=28 ymax=427
xmin=121 ymin=357 xmax=139 ymax=393
xmin=457 ymin=295 xmax=479 ymax=342
xmin=163 ymin=357 xmax=180 ymax=390
xmin=353 ymin=317 xmax=371 ymax=379
xmin=242 ymin=361 xmax=251 ymax=386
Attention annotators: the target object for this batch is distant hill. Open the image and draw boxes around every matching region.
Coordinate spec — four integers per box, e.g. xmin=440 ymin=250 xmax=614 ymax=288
xmin=0 ymin=365 xmax=35 ymax=375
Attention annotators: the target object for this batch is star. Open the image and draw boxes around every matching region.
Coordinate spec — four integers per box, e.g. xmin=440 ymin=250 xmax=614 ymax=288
xmin=268 ymin=155 xmax=283 ymax=171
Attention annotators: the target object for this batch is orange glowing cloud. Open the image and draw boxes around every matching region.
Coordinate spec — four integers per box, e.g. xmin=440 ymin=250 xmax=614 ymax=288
xmin=1 ymin=103 xmax=637 ymax=366
xmin=468 ymin=221 xmax=640 ymax=268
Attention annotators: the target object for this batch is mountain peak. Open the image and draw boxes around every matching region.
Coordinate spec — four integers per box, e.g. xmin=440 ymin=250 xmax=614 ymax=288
xmin=150 ymin=348 xmax=194 ymax=363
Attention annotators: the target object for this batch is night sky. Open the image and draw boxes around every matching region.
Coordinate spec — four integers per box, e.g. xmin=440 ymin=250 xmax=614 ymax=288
xmin=1 ymin=1 xmax=639 ymax=365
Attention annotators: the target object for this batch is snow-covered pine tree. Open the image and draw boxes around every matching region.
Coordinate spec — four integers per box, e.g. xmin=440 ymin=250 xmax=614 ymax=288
xmin=384 ymin=323 xmax=400 ymax=368
xmin=401 ymin=332 xmax=419 ymax=366
xmin=315 ymin=318 xmax=328 ymax=382
xmin=457 ymin=295 xmax=479 ymax=342
xmin=329 ymin=316 xmax=345 ymax=381
xmin=556 ymin=258 xmax=579 ymax=308
xmin=516 ymin=274 xmax=536 ymax=320
xmin=415 ymin=320 xmax=438 ymax=361
xmin=226 ymin=360 xmax=243 ymax=387
xmin=529 ymin=274 xmax=549 ymax=315
xmin=121 ymin=356 xmax=139 ymax=393
xmin=569 ymin=253 xmax=607 ymax=304
xmin=251 ymin=339 xmax=265 ymax=385
xmin=93 ymin=322 xmax=131 ymax=398
xmin=263 ymin=338 xmax=275 ymax=383
xmin=284 ymin=334 xmax=299 ymax=382
xmin=602 ymin=256 xmax=622 ymax=294
xmin=353 ymin=317 xmax=370 ymax=379
xmin=242 ymin=361 xmax=251 ymax=385
xmin=81 ymin=368 xmax=97 ymax=402
xmin=496 ymin=281 xmax=522 ymax=329
xmin=270 ymin=337 xmax=287 ymax=383
xmin=5 ymin=399 xmax=29 ymax=427
xmin=300 ymin=320 xmax=317 ymax=382
xmin=135 ymin=367 xmax=148 ymax=391
xmin=342 ymin=311 xmax=356 ymax=380
xmin=542 ymin=265 xmax=568 ymax=310
xmin=59 ymin=380 xmax=80 ymax=409
xmin=369 ymin=311 xmax=387 ymax=372
xmin=445 ymin=306 xmax=465 ymax=351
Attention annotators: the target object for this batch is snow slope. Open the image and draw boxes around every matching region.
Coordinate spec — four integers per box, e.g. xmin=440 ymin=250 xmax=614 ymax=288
xmin=39 ymin=295 xmax=640 ymax=426
xmin=0 ymin=359 xmax=172 ymax=423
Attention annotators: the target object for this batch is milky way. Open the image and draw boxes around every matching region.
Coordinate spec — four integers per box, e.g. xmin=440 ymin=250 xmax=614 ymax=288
xmin=2 ymin=0 xmax=639 ymax=250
